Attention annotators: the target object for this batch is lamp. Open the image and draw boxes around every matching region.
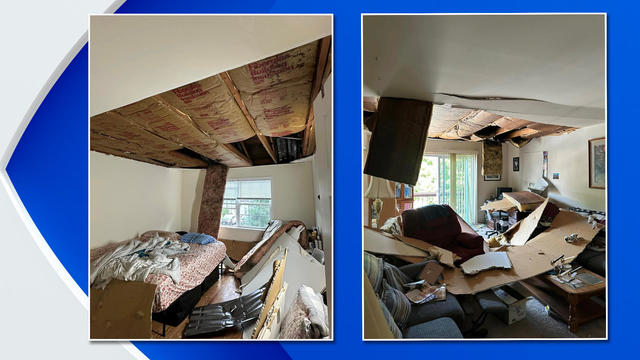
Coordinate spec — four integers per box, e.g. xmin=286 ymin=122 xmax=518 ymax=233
xmin=365 ymin=176 xmax=396 ymax=228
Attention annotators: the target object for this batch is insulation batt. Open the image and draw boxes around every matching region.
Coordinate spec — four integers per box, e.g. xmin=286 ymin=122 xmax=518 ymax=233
xmin=90 ymin=234 xmax=189 ymax=288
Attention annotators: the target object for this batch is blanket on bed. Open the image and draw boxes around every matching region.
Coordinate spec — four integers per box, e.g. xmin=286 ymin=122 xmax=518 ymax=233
xmin=90 ymin=234 xmax=189 ymax=288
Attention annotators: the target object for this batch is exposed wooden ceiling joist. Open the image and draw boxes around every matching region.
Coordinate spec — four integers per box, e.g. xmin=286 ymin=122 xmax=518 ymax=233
xmin=302 ymin=36 xmax=331 ymax=156
xmin=220 ymin=71 xmax=278 ymax=164
xmin=363 ymin=96 xmax=581 ymax=145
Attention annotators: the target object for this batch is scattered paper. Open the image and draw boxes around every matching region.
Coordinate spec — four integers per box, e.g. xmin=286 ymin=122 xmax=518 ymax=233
xmin=405 ymin=284 xmax=446 ymax=304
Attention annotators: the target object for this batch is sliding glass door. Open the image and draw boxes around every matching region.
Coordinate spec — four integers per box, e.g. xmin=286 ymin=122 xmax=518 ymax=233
xmin=414 ymin=153 xmax=477 ymax=224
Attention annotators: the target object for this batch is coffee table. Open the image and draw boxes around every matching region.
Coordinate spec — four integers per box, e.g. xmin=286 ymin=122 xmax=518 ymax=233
xmin=521 ymin=268 xmax=605 ymax=333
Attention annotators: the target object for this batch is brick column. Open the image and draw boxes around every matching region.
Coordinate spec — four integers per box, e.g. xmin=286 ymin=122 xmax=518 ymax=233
xmin=197 ymin=163 xmax=228 ymax=238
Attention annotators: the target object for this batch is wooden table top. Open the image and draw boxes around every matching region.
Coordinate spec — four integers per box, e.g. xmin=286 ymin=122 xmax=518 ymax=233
xmin=544 ymin=268 xmax=605 ymax=295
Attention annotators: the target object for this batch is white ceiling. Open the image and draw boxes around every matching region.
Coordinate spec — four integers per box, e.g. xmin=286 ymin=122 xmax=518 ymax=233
xmin=90 ymin=15 xmax=331 ymax=116
xmin=363 ymin=14 xmax=605 ymax=127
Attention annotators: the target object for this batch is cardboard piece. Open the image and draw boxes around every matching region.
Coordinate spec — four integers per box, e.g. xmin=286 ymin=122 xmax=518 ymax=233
xmin=364 ymin=227 xmax=430 ymax=258
xmin=480 ymin=198 xmax=517 ymax=212
xmin=443 ymin=210 xmax=603 ymax=294
xmin=460 ymin=252 xmax=512 ymax=275
xmin=251 ymin=249 xmax=287 ymax=339
xmin=229 ymin=41 xmax=318 ymax=137
xmin=504 ymin=198 xmax=548 ymax=246
xmin=503 ymin=191 xmax=545 ymax=211
xmin=90 ymin=280 xmax=156 ymax=339
xmin=393 ymin=234 xmax=457 ymax=267
xmin=419 ymin=262 xmax=444 ymax=285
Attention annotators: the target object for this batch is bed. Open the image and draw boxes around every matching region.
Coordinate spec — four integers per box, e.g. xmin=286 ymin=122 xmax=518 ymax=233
xmin=90 ymin=231 xmax=227 ymax=328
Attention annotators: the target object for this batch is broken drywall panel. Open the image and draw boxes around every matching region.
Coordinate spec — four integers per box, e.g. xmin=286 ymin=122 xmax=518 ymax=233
xmin=428 ymin=106 xmax=474 ymax=138
xmin=90 ymin=280 xmax=156 ymax=339
xmin=157 ymin=74 xmax=255 ymax=144
xmin=229 ymin=41 xmax=318 ymax=138
xmin=364 ymin=227 xmax=430 ymax=258
xmin=393 ymin=234 xmax=457 ymax=267
xmin=442 ymin=210 xmax=603 ymax=295
xmin=440 ymin=110 xmax=503 ymax=140
xmin=460 ymin=252 xmax=512 ymax=275
xmin=503 ymin=191 xmax=545 ymax=212
xmin=504 ymin=198 xmax=548 ymax=246
xmin=482 ymin=140 xmax=502 ymax=175
xmin=480 ymin=198 xmax=517 ymax=212
xmin=251 ymin=249 xmax=287 ymax=339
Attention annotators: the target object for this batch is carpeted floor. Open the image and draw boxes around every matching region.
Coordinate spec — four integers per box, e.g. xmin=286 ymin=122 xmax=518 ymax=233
xmin=459 ymin=282 xmax=606 ymax=339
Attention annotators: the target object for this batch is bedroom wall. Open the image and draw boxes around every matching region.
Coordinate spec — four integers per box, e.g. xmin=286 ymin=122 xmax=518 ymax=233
xmin=311 ymin=73 xmax=333 ymax=324
xmin=90 ymin=151 xmax=183 ymax=249
xmin=506 ymin=122 xmax=606 ymax=211
xmin=181 ymin=161 xmax=317 ymax=242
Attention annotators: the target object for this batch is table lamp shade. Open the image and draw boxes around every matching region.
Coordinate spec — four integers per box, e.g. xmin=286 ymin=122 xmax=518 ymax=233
xmin=365 ymin=176 xmax=395 ymax=199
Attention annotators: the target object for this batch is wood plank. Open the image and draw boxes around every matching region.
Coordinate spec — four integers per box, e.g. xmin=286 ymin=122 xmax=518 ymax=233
xmin=222 ymin=143 xmax=252 ymax=166
xmin=220 ymin=72 xmax=278 ymax=163
xmin=302 ymin=106 xmax=315 ymax=156
xmin=302 ymin=37 xmax=331 ymax=156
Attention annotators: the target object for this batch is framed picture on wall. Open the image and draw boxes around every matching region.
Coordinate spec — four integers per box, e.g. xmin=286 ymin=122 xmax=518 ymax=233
xmin=484 ymin=174 xmax=501 ymax=181
xmin=513 ymin=157 xmax=520 ymax=172
xmin=589 ymin=137 xmax=606 ymax=189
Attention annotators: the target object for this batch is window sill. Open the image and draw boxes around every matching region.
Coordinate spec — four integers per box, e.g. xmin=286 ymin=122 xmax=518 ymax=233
xmin=220 ymin=226 xmax=264 ymax=232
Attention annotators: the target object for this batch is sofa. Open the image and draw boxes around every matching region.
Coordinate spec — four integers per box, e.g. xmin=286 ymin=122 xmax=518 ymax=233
xmin=364 ymin=252 xmax=464 ymax=339
xmin=402 ymin=204 xmax=485 ymax=263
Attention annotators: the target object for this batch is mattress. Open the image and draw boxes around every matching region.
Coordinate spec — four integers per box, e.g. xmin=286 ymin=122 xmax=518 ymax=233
xmin=91 ymin=239 xmax=226 ymax=313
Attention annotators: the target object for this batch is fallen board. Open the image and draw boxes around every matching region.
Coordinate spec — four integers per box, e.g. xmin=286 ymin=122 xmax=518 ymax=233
xmin=503 ymin=191 xmax=545 ymax=211
xmin=443 ymin=210 xmax=603 ymax=295
xmin=480 ymin=198 xmax=516 ymax=212
xmin=364 ymin=227 xmax=430 ymax=258
xmin=90 ymin=280 xmax=157 ymax=339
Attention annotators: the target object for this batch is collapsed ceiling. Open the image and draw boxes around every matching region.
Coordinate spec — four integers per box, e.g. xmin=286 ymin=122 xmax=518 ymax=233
xmin=363 ymin=96 xmax=577 ymax=148
xmin=90 ymin=36 xmax=331 ymax=168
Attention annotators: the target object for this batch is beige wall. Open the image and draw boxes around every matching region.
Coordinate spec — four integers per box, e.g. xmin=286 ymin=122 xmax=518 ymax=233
xmin=90 ymin=151 xmax=183 ymax=249
xmin=506 ymin=123 xmax=606 ymax=211
xmin=181 ymin=161 xmax=317 ymax=242
xmin=311 ymin=74 xmax=333 ymax=324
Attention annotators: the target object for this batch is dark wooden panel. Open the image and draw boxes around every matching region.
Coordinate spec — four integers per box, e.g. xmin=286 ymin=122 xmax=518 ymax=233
xmin=364 ymin=98 xmax=432 ymax=185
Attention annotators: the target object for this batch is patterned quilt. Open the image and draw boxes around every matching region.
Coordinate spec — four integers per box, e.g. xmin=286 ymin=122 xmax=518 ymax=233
xmin=91 ymin=236 xmax=226 ymax=312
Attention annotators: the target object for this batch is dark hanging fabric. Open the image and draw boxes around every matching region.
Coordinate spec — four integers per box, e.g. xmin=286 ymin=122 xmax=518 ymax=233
xmin=363 ymin=97 xmax=433 ymax=185
xmin=197 ymin=163 xmax=229 ymax=238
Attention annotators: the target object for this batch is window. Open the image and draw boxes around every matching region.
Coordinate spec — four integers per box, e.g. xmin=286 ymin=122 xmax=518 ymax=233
xmin=415 ymin=153 xmax=477 ymax=224
xmin=222 ymin=179 xmax=271 ymax=229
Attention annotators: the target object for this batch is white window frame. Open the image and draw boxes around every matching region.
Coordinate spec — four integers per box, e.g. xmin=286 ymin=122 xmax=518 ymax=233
xmin=221 ymin=178 xmax=272 ymax=230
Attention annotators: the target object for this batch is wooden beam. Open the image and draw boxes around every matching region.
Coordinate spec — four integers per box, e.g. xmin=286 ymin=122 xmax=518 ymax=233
xmin=310 ymin=36 xmax=332 ymax=102
xmin=302 ymin=105 xmax=314 ymax=156
xmin=239 ymin=141 xmax=252 ymax=164
xmin=302 ymin=37 xmax=331 ymax=157
xmin=222 ymin=143 xmax=252 ymax=166
xmin=219 ymin=72 xmax=278 ymax=163
xmin=152 ymin=95 xmax=252 ymax=166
